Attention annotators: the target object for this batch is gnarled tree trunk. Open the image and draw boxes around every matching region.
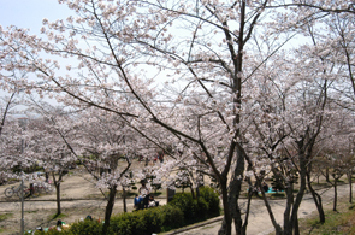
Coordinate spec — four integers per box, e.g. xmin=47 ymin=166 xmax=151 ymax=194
xmin=102 ymin=185 xmax=117 ymax=235
xmin=306 ymin=170 xmax=325 ymax=223
xmin=218 ymin=178 xmax=232 ymax=235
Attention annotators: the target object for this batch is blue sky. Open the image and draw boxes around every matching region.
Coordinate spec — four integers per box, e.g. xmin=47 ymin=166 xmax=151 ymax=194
xmin=0 ymin=0 xmax=72 ymax=32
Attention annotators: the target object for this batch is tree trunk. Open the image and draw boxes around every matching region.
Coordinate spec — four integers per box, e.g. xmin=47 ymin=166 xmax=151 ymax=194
xmin=307 ymin=170 xmax=325 ymax=223
xmin=261 ymin=187 xmax=283 ymax=234
xmin=56 ymin=183 xmax=61 ymax=216
xmin=283 ymin=181 xmax=292 ymax=235
xmin=218 ymin=179 xmax=232 ymax=235
xmin=241 ymin=184 xmax=252 ymax=235
xmin=288 ymin=151 xmax=307 ymax=235
xmin=348 ymin=172 xmax=352 ymax=203
xmin=0 ymin=92 xmax=14 ymax=137
xmin=233 ymin=147 xmax=245 ymax=235
xmin=53 ymin=172 xmax=61 ymax=216
xmin=190 ymin=186 xmax=195 ymax=199
xmin=102 ymin=185 xmax=117 ymax=235
xmin=123 ymin=187 xmax=127 ymax=213
xmin=326 ymin=168 xmax=330 ymax=182
xmin=293 ymin=217 xmax=299 ymax=235
xmin=333 ymin=178 xmax=338 ymax=211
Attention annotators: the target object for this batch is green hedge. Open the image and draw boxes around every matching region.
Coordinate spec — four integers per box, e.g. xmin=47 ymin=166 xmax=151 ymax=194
xmin=34 ymin=219 xmax=104 ymax=235
xmin=110 ymin=204 xmax=184 ymax=235
xmin=199 ymin=186 xmax=220 ymax=217
xmin=35 ymin=205 xmax=183 ymax=235
xmin=35 ymin=227 xmax=73 ymax=235
xmin=34 ymin=187 xmax=218 ymax=235
xmin=169 ymin=187 xmax=220 ymax=224
xmin=69 ymin=218 xmax=105 ymax=235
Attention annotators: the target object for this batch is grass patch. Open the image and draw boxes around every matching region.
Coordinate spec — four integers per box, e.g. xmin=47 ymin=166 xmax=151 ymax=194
xmin=0 ymin=212 xmax=13 ymax=222
xmin=271 ymin=193 xmax=285 ymax=199
xmin=329 ymin=180 xmax=345 ymax=184
xmin=310 ymin=182 xmax=331 ymax=187
xmin=50 ymin=213 xmax=67 ymax=220
xmin=26 ymin=210 xmax=37 ymax=213
xmin=298 ymin=198 xmax=355 ymax=235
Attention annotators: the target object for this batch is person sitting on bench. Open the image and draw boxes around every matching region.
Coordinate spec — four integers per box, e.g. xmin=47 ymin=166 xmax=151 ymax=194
xmin=140 ymin=183 xmax=150 ymax=208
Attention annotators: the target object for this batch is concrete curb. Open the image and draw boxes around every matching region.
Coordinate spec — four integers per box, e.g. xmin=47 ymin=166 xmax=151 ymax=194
xmin=162 ymin=216 xmax=224 ymax=235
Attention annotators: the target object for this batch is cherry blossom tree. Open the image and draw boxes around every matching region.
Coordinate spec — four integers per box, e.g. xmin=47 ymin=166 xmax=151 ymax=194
xmin=1 ymin=1 xmax=355 ymax=235
xmin=71 ymin=107 xmax=134 ymax=231
xmin=22 ymin=103 xmax=78 ymax=216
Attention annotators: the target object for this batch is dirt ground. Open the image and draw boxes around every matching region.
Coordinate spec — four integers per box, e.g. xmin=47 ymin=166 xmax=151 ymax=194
xmin=0 ymin=170 xmax=144 ymax=235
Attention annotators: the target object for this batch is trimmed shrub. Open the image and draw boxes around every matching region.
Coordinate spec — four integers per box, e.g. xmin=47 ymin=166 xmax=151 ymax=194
xmin=34 ymin=219 xmax=105 ymax=235
xmin=195 ymin=197 xmax=209 ymax=221
xmin=199 ymin=186 xmax=220 ymax=217
xmin=110 ymin=204 xmax=184 ymax=235
xmin=169 ymin=193 xmax=195 ymax=224
xmin=158 ymin=204 xmax=184 ymax=231
xmin=110 ymin=212 xmax=143 ymax=235
xmin=35 ymin=205 xmax=184 ymax=235
xmin=169 ymin=193 xmax=209 ymax=224
xmin=69 ymin=218 xmax=104 ymax=235
xmin=34 ymin=227 xmax=73 ymax=235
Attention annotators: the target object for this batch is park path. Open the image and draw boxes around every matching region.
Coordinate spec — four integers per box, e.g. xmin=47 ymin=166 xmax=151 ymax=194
xmin=174 ymin=183 xmax=353 ymax=235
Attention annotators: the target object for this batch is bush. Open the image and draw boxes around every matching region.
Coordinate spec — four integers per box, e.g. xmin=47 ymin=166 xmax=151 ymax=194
xmin=169 ymin=193 xmax=195 ymax=224
xmin=199 ymin=187 xmax=220 ymax=217
xmin=195 ymin=197 xmax=209 ymax=221
xmin=110 ymin=212 xmax=142 ymax=235
xmin=35 ymin=205 xmax=183 ymax=235
xmin=110 ymin=204 xmax=184 ymax=235
xmin=158 ymin=205 xmax=184 ymax=231
xmin=168 ymin=187 xmax=220 ymax=224
xmin=69 ymin=218 xmax=104 ymax=235
xmin=140 ymin=208 xmax=162 ymax=235
xmin=169 ymin=193 xmax=209 ymax=224
xmin=35 ymin=227 xmax=72 ymax=235
xmin=35 ymin=219 xmax=105 ymax=235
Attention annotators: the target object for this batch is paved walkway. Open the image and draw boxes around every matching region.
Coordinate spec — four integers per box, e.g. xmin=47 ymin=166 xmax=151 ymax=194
xmin=166 ymin=183 xmax=353 ymax=235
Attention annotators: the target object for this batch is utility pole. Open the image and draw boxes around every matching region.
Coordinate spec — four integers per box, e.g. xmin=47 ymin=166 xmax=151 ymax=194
xmin=196 ymin=0 xmax=199 ymax=17
xmin=20 ymin=171 xmax=24 ymax=235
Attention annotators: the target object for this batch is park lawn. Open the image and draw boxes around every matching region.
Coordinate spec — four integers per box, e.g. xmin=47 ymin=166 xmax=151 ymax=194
xmin=298 ymin=197 xmax=355 ymax=234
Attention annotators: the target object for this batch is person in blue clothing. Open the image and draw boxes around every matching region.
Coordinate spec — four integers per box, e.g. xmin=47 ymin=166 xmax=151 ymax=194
xmin=134 ymin=194 xmax=141 ymax=210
